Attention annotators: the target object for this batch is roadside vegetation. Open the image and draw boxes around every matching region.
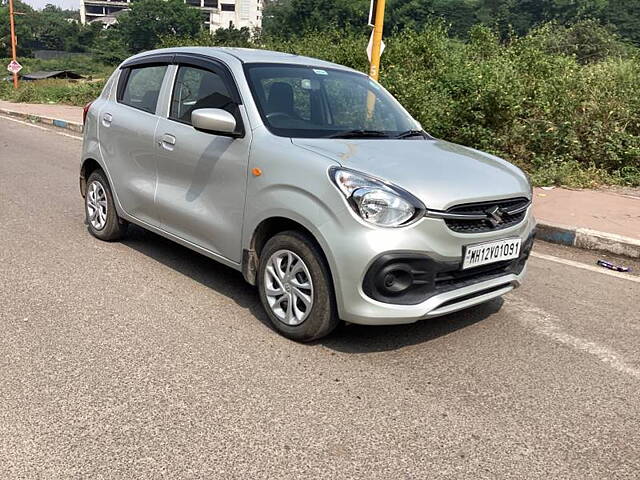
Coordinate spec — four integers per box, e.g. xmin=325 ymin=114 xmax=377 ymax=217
xmin=0 ymin=55 xmax=108 ymax=105
xmin=0 ymin=78 xmax=104 ymax=105
xmin=0 ymin=55 xmax=112 ymax=77
xmin=1 ymin=0 xmax=639 ymax=187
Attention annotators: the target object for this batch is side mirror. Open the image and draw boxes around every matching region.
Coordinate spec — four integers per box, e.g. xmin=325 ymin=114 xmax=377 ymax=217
xmin=191 ymin=108 xmax=238 ymax=137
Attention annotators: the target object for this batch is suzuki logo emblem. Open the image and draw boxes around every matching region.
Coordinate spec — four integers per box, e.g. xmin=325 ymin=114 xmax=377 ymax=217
xmin=486 ymin=206 xmax=505 ymax=227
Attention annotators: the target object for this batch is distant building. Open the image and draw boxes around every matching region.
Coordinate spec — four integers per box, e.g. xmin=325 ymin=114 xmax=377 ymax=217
xmin=80 ymin=0 xmax=263 ymax=32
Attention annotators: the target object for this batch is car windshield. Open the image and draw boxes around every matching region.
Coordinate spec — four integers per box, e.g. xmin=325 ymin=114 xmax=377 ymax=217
xmin=245 ymin=64 xmax=419 ymax=139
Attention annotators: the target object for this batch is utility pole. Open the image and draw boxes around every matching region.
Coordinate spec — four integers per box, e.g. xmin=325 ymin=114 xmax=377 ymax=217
xmin=8 ymin=0 xmax=19 ymax=88
xmin=368 ymin=0 xmax=386 ymax=81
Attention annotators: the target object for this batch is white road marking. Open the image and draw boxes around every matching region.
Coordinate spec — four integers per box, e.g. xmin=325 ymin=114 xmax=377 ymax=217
xmin=509 ymin=297 xmax=640 ymax=381
xmin=531 ymin=251 xmax=640 ymax=284
xmin=0 ymin=114 xmax=82 ymax=140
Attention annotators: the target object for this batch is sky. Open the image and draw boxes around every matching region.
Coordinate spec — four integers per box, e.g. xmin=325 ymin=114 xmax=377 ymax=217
xmin=22 ymin=0 xmax=80 ymax=10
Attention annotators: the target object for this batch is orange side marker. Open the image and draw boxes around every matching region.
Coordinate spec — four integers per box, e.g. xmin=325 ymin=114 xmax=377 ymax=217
xmin=252 ymin=168 xmax=263 ymax=177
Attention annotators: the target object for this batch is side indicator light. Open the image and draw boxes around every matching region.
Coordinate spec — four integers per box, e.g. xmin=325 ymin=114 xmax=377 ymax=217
xmin=252 ymin=168 xmax=263 ymax=177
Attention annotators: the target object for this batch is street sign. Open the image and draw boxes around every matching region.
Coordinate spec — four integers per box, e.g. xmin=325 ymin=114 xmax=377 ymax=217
xmin=7 ymin=60 xmax=22 ymax=74
xmin=368 ymin=0 xmax=378 ymax=27
xmin=366 ymin=30 xmax=385 ymax=63
xmin=367 ymin=0 xmax=386 ymax=81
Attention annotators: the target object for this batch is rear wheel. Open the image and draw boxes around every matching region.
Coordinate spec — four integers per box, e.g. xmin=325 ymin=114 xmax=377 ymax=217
xmin=258 ymin=231 xmax=339 ymax=342
xmin=85 ymin=170 xmax=128 ymax=241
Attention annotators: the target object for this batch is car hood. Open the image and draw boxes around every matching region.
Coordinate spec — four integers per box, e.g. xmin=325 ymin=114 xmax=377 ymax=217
xmin=292 ymin=138 xmax=530 ymax=211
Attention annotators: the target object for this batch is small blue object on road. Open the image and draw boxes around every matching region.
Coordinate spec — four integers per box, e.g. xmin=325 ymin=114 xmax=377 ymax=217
xmin=597 ymin=260 xmax=631 ymax=272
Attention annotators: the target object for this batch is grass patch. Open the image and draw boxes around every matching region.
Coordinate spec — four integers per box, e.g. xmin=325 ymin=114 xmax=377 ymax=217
xmin=0 ymin=79 xmax=105 ymax=106
xmin=0 ymin=55 xmax=114 ymax=78
xmin=0 ymin=54 xmax=110 ymax=106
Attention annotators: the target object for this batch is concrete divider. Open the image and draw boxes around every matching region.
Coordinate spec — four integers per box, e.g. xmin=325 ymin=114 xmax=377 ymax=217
xmin=0 ymin=107 xmax=83 ymax=133
xmin=537 ymin=221 xmax=640 ymax=258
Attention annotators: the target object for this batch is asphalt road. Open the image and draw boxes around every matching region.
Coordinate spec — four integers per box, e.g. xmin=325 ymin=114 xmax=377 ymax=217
xmin=1 ymin=116 xmax=639 ymax=479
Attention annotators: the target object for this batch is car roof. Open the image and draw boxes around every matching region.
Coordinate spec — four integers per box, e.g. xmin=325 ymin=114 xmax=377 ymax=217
xmin=127 ymin=47 xmax=360 ymax=73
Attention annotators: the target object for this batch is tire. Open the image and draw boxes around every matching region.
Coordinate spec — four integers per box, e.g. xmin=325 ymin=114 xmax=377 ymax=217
xmin=258 ymin=231 xmax=340 ymax=342
xmin=85 ymin=169 xmax=128 ymax=241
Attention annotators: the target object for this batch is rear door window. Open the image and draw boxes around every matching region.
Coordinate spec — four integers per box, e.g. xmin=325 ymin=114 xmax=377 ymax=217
xmin=119 ymin=65 xmax=168 ymax=114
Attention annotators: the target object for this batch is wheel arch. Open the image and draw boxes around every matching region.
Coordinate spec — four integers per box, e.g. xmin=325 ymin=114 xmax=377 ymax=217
xmin=79 ymin=157 xmax=104 ymax=198
xmin=80 ymin=156 xmax=131 ymax=222
xmin=242 ymin=216 xmax=336 ymax=293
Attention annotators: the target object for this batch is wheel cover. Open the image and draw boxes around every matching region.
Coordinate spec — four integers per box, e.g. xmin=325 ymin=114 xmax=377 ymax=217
xmin=86 ymin=180 xmax=108 ymax=230
xmin=264 ymin=249 xmax=314 ymax=326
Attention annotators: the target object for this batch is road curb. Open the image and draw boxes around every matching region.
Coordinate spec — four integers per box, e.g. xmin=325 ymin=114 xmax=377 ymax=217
xmin=537 ymin=221 xmax=640 ymax=259
xmin=0 ymin=107 xmax=83 ymax=133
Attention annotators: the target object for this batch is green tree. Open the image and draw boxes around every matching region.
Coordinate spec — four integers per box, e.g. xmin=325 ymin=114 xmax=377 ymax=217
xmin=1 ymin=2 xmax=101 ymax=55
xmin=473 ymin=0 xmax=610 ymax=36
xmin=603 ymin=0 xmax=640 ymax=45
xmin=116 ymin=0 xmax=203 ymax=52
xmin=262 ymin=0 xmax=640 ymax=46
xmin=531 ymin=19 xmax=630 ymax=63
xmin=160 ymin=25 xmax=253 ymax=49
xmin=212 ymin=25 xmax=252 ymax=46
xmin=0 ymin=0 xmax=36 ymax=56
xmin=91 ymin=27 xmax=131 ymax=65
xmin=72 ymin=22 xmax=103 ymax=53
xmin=32 ymin=5 xmax=81 ymax=51
xmin=263 ymin=0 xmax=369 ymax=38
xmin=548 ymin=0 xmax=608 ymax=23
xmin=386 ymin=0 xmax=435 ymax=32
xmin=431 ymin=0 xmax=480 ymax=37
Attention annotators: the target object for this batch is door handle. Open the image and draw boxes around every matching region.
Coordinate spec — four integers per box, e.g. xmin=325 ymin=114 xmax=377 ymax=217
xmin=159 ymin=134 xmax=176 ymax=151
xmin=102 ymin=113 xmax=113 ymax=127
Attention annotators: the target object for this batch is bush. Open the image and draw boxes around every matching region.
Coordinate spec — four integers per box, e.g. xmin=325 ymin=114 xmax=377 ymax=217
xmin=249 ymin=24 xmax=640 ymax=186
xmin=0 ymin=55 xmax=111 ymax=106
xmin=526 ymin=20 xmax=636 ymax=64
xmin=0 ymin=55 xmax=113 ymax=77
xmin=3 ymin=22 xmax=640 ymax=187
xmin=0 ymin=79 xmax=105 ymax=106
xmin=160 ymin=26 xmax=254 ymax=49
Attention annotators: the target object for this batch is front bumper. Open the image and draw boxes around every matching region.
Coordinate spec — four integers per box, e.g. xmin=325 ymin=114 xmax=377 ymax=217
xmin=324 ymin=207 xmax=536 ymax=325
xmin=345 ymin=267 xmax=526 ymax=325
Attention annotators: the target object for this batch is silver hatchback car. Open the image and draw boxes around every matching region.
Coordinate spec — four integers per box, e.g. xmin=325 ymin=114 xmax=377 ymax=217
xmin=80 ymin=47 xmax=535 ymax=341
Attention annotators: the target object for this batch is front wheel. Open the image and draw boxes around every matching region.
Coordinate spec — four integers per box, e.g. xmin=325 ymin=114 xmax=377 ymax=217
xmin=258 ymin=231 xmax=339 ymax=342
xmin=85 ymin=170 xmax=128 ymax=241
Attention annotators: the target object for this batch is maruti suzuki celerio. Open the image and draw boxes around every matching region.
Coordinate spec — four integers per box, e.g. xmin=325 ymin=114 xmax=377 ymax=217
xmin=80 ymin=47 xmax=535 ymax=341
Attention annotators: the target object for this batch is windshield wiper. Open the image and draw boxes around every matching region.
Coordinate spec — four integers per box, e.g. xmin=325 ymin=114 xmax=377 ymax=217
xmin=394 ymin=129 xmax=427 ymax=139
xmin=328 ymin=129 xmax=391 ymax=139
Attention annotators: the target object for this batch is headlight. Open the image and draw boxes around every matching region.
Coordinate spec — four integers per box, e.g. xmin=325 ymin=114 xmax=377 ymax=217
xmin=330 ymin=168 xmax=425 ymax=227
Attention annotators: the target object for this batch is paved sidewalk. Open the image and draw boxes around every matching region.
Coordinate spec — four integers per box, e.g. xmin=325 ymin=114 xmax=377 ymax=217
xmin=533 ymin=187 xmax=640 ymax=239
xmin=0 ymin=100 xmax=83 ymax=124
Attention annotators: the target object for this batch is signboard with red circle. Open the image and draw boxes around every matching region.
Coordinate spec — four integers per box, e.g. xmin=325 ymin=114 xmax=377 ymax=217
xmin=7 ymin=60 xmax=22 ymax=74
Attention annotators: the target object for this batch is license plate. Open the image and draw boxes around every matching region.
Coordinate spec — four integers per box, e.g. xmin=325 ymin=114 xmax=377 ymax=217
xmin=462 ymin=238 xmax=521 ymax=270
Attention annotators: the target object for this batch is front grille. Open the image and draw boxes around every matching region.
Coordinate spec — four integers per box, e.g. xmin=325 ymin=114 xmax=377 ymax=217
xmin=434 ymin=260 xmax=514 ymax=289
xmin=445 ymin=197 xmax=529 ymax=233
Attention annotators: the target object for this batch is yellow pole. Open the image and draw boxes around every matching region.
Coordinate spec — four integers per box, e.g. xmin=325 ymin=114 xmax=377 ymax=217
xmin=8 ymin=0 xmax=19 ymax=89
xmin=368 ymin=0 xmax=386 ymax=81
